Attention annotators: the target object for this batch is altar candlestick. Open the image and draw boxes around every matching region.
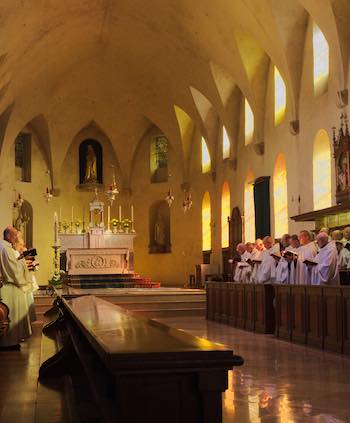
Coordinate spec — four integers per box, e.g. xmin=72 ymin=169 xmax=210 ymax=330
xmin=54 ymin=212 xmax=58 ymax=245
xmin=71 ymin=206 xmax=74 ymax=223
xmin=131 ymin=205 xmax=134 ymax=222
xmin=119 ymin=205 xmax=122 ymax=222
xmin=107 ymin=205 xmax=111 ymax=231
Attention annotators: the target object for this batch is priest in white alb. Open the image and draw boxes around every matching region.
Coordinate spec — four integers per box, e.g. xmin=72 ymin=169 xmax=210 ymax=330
xmin=275 ymin=234 xmax=299 ymax=284
xmin=310 ymin=232 xmax=339 ymax=285
xmin=251 ymin=238 xmax=265 ymax=283
xmin=234 ymin=243 xmax=252 ymax=283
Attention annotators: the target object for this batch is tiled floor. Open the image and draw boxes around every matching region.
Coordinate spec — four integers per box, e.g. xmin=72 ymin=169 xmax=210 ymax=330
xmin=159 ymin=317 xmax=350 ymax=423
xmin=2 ymin=318 xmax=350 ymax=422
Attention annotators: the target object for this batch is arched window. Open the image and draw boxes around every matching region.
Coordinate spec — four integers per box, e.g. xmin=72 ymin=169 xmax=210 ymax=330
xmin=313 ymin=129 xmax=332 ymax=210
xmin=244 ymin=172 xmax=255 ymax=242
xmin=221 ymin=182 xmax=230 ymax=248
xmin=201 ymin=137 xmax=211 ymax=173
xmin=223 ymin=127 xmax=230 ymax=159
xmin=273 ymin=153 xmax=288 ymax=238
xmin=313 ymin=22 xmax=329 ymax=96
xmin=202 ymin=191 xmax=211 ymax=251
xmin=150 ymin=134 xmax=168 ymax=183
xmin=274 ymin=66 xmax=286 ymax=126
xmin=245 ymin=98 xmax=254 ymax=145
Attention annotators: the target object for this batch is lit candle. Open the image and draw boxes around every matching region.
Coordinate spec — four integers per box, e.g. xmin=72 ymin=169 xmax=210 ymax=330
xmin=131 ymin=205 xmax=134 ymax=222
xmin=119 ymin=205 xmax=122 ymax=221
xmin=71 ymin=206 xmax=74 ymax=223
xmin=107 ymin=205 xmax=111 ymax=231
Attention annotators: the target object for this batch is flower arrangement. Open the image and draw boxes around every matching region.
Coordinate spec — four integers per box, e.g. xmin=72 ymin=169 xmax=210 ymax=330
xmin=122 ymin=218 xmax=132 ymax=229
xmin=61 ymin=220 xmax=70 ymax=233
xmin=110 ymin=218 xmax=120 ymax=228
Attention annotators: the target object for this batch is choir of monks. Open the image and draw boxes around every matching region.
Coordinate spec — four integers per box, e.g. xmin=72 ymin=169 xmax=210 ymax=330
xmin=233 ymin=227 xmax=350 ymax=285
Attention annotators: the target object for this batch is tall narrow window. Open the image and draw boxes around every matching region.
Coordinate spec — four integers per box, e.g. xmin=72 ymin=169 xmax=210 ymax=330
xmin=273 ymin=153 xmax=288 ymax=238
xmin=202 ymin=191 xmax=211 ymax=251
xmin=15 ymin=132 xmax=31 ymax=182
xmin=223 ymin=127 xmax=230 ymax=159
xmin=274 ymin=66 xmax=286 ymax=126
xmin=313 ymin=22 xmax=329 ymax=96
xmin=150 ymin=134 xmax=168 ymax=183
xmin=313 ymin=129 xmax=332 ymax=210
xmin=245 ymin=99 xmax=254 ymax=145
xmin=221 ymin=182 xmax=230 ymax=248
xmin=201 ymin=137 xmax=211 ymax=173
xmin=244 ymin=172 xmax=256 ymax=242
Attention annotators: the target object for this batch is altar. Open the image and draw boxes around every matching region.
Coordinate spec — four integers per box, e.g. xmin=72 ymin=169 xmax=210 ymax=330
xmin=56 ymin=190 xmax=137 ymax=277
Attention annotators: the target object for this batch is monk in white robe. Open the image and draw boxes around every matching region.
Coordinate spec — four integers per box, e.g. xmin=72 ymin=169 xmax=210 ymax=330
xmin=296 ymin=230 xmax=318 ymax=285
xmin=0 ymin=227 xmax=32 ymax=349
xmin=258 ymin=236 xmax=280 ymax=284
xmin=251 ymin=239 xmax=265 ymax=283
xmin=234 ymin=243 xmax=252 ymax=283
xmin=311 ymin=232 xmax=339 ymax=285
xmin=335 ymin=241 xmax=350 ymax=269
xmin=341 ymin=227 xmax=350 ymax=248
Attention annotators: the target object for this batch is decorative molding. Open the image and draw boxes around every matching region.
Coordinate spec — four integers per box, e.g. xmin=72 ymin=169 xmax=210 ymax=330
xmin=253 ymin=142 xmax=264 ymax=156
xmin=337 ymin=89 xmax=348 ymax=109
xmin=289 ymin=120 xmax=300 ymax=135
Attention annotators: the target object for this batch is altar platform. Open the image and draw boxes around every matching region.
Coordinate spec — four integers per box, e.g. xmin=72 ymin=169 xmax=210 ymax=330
xmin=34 ymin=287 xmax=206 ymax=320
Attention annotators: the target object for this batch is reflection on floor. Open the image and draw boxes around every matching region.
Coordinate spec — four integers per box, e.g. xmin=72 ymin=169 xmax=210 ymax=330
xmin=158 ymin=316 xmax=350 ymax=423
xmin=2 ymin=317 xmax=350 ymax=422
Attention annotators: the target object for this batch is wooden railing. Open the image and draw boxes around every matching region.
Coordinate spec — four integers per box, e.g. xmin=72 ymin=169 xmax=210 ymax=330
xmin=206 ymin=281 xmax=350 ymax=355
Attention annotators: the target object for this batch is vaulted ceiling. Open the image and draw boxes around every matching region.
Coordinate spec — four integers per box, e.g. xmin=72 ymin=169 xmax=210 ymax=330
xmin=0 ymin=0 xmax=349 ymax=187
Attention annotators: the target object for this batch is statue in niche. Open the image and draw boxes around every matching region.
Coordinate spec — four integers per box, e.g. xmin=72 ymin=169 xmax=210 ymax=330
xmin=154 ymin=212 xmax=166 ymax=246
xmin=79 ymin=139 xmax=103 ymax=186
xmin=149 ymin=200 xmax=171 ymax=253
xmin=337 ymin=153 xmax=349 ymax=192
xmin=84 ymin=144 xmax=97 ymax=183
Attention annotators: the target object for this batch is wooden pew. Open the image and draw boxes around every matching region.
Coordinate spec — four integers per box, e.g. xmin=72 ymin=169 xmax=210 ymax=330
xmin=40 ymin=294 xmax=243 ymax=423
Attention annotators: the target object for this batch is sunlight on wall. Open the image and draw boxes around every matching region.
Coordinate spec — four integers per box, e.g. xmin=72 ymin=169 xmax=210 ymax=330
xmin=244 ymin=171 xmax=255 ymax=243
xmin=313 ymin=129 xmax=332 ymax=210
xmin=313 ymin=22 xmax=329 ymax=96
xmin=273 ymin=153 xmax=288 ymax=238
xmin=245 ymin=99 xmax=254 ymax=145
xmin=221 ymin=182 xmax=230 ymax=248
xmin=274 ymin=66 xmax=286 ymax=126
xmin=201 ymin=137 xmax=211 ymax=173
xmin=223 ymin=127 xmax=230 ymax=159
xmin=202 ymin=191 xmax=211 ymax=251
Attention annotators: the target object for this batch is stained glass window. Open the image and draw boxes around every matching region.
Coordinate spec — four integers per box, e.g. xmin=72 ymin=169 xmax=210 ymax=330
xmin=244 ymin=172 xmax=256 ymax=242
xmin=273 ymin=153 xmax=288 ymax=238
xmin=150 ymin=135 xmax=168 ymax=183
xmin=274 ymin=66 xmax=286 ymax=126
xmin=202 ymin=191 xmax=211 ymax=251
xmin=313 ymin=129 xmax=331 ymax=210
xmin=313 ymin=22 xmax=329 ymax=96
xmin=221 ymin=182 xmax=230 ymax=248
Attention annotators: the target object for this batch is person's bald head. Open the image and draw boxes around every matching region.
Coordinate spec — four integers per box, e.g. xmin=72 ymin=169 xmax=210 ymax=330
xmin=316 ymin=232 xmax=329 ymax=248
xmin=3 ymin=226 xmax=18 ymax=245
xmin=236 ymin=243 xmax=246 ymax=255
xmin=320 ymin=227 xmax=329 ymax=235
xmin=331 ymin=230 xmax=342 ymax=241
xmin=255 ymin=238 xmax=265 ymax=251
xmin=343 ymin=227 xmax=350 ymax=241
xmin=299 ymin=230 xmax=312 ymax=246
xmin=263 ymin=236 xmax=274 ymax=250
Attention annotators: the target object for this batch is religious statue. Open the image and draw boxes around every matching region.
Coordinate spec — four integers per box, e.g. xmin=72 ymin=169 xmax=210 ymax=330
xmin=337 ymin=153 xmax=349 ymax=192
xmin=84 ymin=144 xmax=98 ymax=183
xmin=154 ymin=212 xmax=166 ymax=246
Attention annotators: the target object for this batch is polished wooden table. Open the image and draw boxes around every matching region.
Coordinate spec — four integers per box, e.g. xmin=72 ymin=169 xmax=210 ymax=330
xmin=40 ymin=294 xmax=243 ymax=423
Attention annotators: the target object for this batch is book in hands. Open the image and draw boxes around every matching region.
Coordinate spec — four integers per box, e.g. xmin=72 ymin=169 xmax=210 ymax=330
xmin=303 ymin=259 xmax=317 ymax=266
xmin=251 ymin=259 xmax=262 ymax=264
xmin=270 ymin=253 xmax=281 ymax=261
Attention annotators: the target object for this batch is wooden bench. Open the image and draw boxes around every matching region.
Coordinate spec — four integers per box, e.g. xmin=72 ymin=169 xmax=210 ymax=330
xmin=39 ymin=294 xmax=243 ymax=423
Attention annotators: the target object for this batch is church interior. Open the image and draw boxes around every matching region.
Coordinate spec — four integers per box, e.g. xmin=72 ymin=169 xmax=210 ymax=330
xmin=1 ymin=1 xmax=350 ymax=422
